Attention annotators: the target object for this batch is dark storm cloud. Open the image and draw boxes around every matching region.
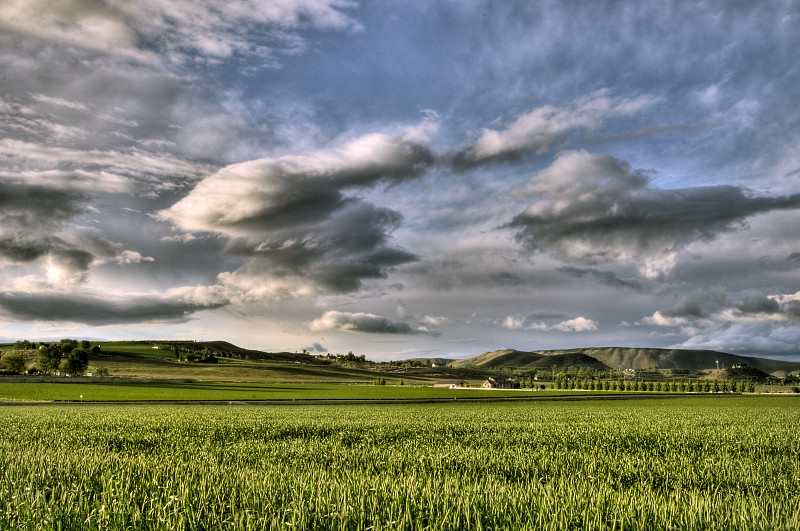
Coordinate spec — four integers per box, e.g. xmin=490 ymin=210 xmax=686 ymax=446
xmin=556 ymin=266 xmax=642 ymax=291
xmin=0 ymin=181 xmax=92 ymax=278
xmin=508 ymin=150 xmax=800 ymax=277
xmin=660 ymin=288 xmax=727 ymax=319
xmin=0 ymin=290 xmax=224 ymax=325
xmin=310 ymin=311 xmax=439 ymax=336
xmin=737 ymin=292 xmax=780 ymax=314
xmin=0 ymin=181 xmax=86 ymax=227
xmin=162 ymin=134 xmax=432 ymax=298
xmin=0 ymin=180 xmax=151 ymax=285
xmin=760 ymin=252 xmax=800 ymax=272
xmin=308 ymin=342 xmax=328 ymax=353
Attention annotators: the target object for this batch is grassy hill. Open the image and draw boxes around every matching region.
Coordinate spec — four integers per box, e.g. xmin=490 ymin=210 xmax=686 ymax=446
xmin=450 ymin=347 xmax=800 ymax=376
xmin=0 ymin=340 xmax=492 ymax=385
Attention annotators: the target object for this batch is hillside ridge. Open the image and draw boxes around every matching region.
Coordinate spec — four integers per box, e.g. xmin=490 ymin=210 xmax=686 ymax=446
xmin=450 ymin=347 xmax=800 ymax=374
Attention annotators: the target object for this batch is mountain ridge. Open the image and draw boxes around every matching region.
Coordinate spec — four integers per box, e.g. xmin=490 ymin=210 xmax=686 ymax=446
xmin=448 ymin=347 xmax=800 ymax=375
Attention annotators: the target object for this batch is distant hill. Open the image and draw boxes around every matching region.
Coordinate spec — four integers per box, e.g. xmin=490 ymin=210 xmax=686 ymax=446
xmin=161 ymin=340 xmax=323 ymax=364
xmin=449 ymin=347 xmax=800 ymax=375
xmin=448 ymin=349 xmax=611 ymax=371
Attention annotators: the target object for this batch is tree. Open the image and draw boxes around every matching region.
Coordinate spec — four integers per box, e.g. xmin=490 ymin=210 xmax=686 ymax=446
xmin=65 ymin=348 xmax=90 ymax=375
xmin=0 ymin=353 xmax=25 ymax=374
xmin=59 ymin=338 xmax=78 ymax=354
xmin=36 ymin=344 xmax=63 ymax=374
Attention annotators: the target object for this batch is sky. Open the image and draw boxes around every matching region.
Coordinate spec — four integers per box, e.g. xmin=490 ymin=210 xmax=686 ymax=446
xmin=1 ymin=1 xmax=800 ymax=361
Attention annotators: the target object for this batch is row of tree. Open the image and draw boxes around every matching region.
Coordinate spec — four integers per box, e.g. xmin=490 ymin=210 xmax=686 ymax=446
xmin=171 ymin=346 xmax=219 ymax=363
xmin=550 ymin=377 xmax=756 ymax=393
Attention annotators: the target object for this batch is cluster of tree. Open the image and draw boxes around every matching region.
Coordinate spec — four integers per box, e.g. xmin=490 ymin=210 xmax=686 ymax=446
xmin=34 ymin=339 xmax=99 ymax=375
xmin=321 ymin=352 xmax=368 ymax=364
xmin=0 ymin=352 xmax=26 ymax=374
xmin=172 ymin=347 xmax=218 ymax=363
xmin=1 ymin=339 xmax=101 ymax=376
xmin=550 ymin=377 xmax=756 ymax=393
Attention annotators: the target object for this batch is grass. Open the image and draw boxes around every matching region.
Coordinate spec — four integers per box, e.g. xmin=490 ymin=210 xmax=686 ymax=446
xmin=1 ymin=396 xmax=799 ymax=530
xmin=0 ymin=381 xmax=557 ymax=402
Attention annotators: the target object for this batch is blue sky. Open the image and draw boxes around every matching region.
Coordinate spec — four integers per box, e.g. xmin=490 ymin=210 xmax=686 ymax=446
xmin=1 ymin=1 xmax=800 ymax=360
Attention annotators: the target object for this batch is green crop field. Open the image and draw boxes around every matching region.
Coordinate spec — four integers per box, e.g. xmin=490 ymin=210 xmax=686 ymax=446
xmin=0 ymin=381 xmax=551 ymax=402
xmin=2 ymin=396 xmax=799 ymax=530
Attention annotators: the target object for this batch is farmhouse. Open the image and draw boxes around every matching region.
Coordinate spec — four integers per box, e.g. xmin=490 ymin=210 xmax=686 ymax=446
xmin=482 ymin=377 xmax=519 ymax=389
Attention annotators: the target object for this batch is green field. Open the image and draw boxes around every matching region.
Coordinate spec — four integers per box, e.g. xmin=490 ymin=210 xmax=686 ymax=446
xmin=0 ymin=381 xmax=549 ymax=402
xmin=2 ymin=396 xmax=799 ymax=530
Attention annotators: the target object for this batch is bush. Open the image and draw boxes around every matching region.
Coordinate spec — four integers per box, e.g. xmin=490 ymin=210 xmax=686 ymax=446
xmin=373 ymin=377 xmax=386 ymax=386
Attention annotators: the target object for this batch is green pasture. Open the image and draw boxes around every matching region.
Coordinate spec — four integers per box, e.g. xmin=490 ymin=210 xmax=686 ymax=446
xmin=0 ymin=380 xmax=553 ymax=402
xmin=1 ymin=396 xmax=799 ymax=530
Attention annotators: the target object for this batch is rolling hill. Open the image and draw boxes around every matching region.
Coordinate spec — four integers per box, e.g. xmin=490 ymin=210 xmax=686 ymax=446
xmin=449 ymin=347 xmax=800 ymax=376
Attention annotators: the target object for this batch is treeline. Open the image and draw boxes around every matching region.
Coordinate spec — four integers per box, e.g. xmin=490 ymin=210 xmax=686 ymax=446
xmin=0 ymin=339 xmax=102 ymax=376
xmin=548 ymin=377 xmax=756 ymax=393
xmin=170 ymin=346 xmax=219 ymax=363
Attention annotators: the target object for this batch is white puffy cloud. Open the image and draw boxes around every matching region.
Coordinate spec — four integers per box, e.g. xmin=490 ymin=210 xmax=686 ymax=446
xmin=550 ymin=317 xmax=599 ymax=332
xmin=639 ymin=311 xmax=689 ymax=327
xmin=502 ymin=312 xmax=598 ymax=332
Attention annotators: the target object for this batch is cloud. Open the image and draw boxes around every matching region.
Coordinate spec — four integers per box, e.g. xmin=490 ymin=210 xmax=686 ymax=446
xmin=673 ymin=322 xmax=800 ymax=358
xmin=641 ymin=289 xmax=800 ymax=330
xmin=550 ymin=317 xmax=599 ymax=332
xmin=502 ymin=312 xmax=598 ymax=332
xmin=0 ymin=288 xmax=224 ymax=325
xmin=556 ymin=266 xmax=642 ymax=291
xmin=508 ymin=149 xmax=800 ymax=277
xmin=162 ymin=134 xmax=433 ymax=299
xmin=0 ymin=0 xmax=360 ymax=65
xmin=737 ymin=292 xmax=780 ymax=314
xmin=660 ymin=288 xmax=727 ymax=319
xmin=0 ymin=139 xmax=211 ymax=188
xmin=307 ymin=342 xmax=328 ymax=353
xmin=639 ymin=311 xmax=689 ymax=327
xmin=451 ymin=92 xmax=659 ymax=170
xmin=0 ymin=180 xmax=154 ymax=288
xmin=309 ymin=311 xmax=439 ymax=335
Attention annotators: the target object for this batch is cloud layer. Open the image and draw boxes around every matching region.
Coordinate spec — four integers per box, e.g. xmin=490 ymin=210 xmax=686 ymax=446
xmin=509 ymin=150 xmax=800 ymax=277
xmin=2 ymin=2 xmax=800 ymax=360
